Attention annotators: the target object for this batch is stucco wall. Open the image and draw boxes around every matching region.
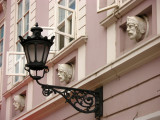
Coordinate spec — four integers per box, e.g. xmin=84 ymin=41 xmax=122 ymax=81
xmin=86 ymin=0 xmax=107 ymax=75
xmin=103 ymin=56 xmax=160 ymax=119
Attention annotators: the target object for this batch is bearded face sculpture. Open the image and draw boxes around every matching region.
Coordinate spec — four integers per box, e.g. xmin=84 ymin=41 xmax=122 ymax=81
xmin=126 ymin=16 xmax=147 ymax=42
xmin=57 ymin=64 xmax=73 ymax=84
xmin=13 ymin=95 xmax=25 ymax=112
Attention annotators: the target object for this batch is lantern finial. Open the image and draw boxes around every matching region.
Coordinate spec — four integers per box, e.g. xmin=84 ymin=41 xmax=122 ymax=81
xmin=35 ymin=22 xmax=38 ymax=27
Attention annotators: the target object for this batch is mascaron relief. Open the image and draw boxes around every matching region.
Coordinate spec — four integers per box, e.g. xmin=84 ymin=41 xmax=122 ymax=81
xmin=13 ymin=95 xmax=25 ymax=112
xmin=126 ymin=16 xmax=148 ymax=42
xmin=58 ymin=64 xmax=73 ymax=84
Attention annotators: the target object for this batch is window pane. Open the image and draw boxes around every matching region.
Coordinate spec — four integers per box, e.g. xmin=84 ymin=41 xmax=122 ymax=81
xmin=0 ymin=55 xmax=2 ymax=67
xmin=25 ymin=0 xmax=30 ymax=13
xmin=59 ymin=35 xmax=64 ymax=50
xmin=16 ymin=42 xmax=22 ymax=60
xmin=59 ymin=0 xmax=65 ymax=6
xmin=0 ymin=41 xmax=3 ymax=53
xmin=15 ymin=63 xmax=19 ymax=73
xmin=15 ymin=62 xmax=19 ymax=82
xmin=24 ymin=13 xmax=29 ymax=33
xmin=69 ymin=19 xmax=73 ymax=42
xmin=59 ymin=0 xmax=66 ymax=23
xmin=0 ymin=25 xmax=4 ymax=39
xmin=17 ymin=20 xmax=22 ymax=37
xmin=69 ymin=0 xmax=75 ymax=9
xmin=69 ymin=19 xmax=72 ymax=34
xmin=59 ymin=26 xmax=65 ymax=50
xmin=59 ymin=8 xmax=65 ymax=23
xmin=17 ymin=42 xmax=22 ymax=52
xmin=22 ymin=56 xmax=26 ymax=73
xmin=18 ymin=2 xmax=23 ymax=20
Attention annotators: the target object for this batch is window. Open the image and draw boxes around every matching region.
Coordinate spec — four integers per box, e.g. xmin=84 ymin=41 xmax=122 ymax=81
xmin=15 ymin=0 xmax=30 ymax=81
xmin=17 ymin=0 xmax=29 ymax=52
xmin=55 ymin=0 xmax=76 ymax=50
xmin=0 ymin=25 xmax=4 ymax=67
xmin=97 ymin=0 xmax=132 ymax=13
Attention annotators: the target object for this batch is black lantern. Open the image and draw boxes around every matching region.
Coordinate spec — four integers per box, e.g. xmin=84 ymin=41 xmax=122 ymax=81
xmin=19 ymin=23 xmax=103 ymax=119
xmin=19 ymin=23 xmax=55 ymax=80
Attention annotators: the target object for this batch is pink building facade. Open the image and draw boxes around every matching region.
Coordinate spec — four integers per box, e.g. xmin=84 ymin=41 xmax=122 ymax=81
xmin=0 ymin=0 xmax=160 ymax=120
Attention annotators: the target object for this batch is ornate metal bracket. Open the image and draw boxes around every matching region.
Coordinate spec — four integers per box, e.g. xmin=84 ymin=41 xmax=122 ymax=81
xmin=36 ymin=80 xmax=103 ymax=119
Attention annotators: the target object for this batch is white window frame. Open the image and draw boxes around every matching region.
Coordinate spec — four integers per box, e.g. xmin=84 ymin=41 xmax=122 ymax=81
xmin=55 ymin=0 xmax=76 ymax=50
xmin=6 ymin=51 xmax=55 ymax=76
xmin=56 ymin=4 xmax=75 ymax=38
xmin=97 ymin=0 xmax=132 ymax=13
xmin=6 ymin=52 xmax=27 ymax=76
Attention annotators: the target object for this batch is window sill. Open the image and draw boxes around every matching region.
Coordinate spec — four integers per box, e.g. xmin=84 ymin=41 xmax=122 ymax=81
xmin=100 ymin=0 xmax=145 ymax=28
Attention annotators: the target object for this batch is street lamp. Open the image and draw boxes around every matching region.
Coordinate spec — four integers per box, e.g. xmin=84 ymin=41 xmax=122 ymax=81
xmin=19 ymin=23 xmax=103 ymax=119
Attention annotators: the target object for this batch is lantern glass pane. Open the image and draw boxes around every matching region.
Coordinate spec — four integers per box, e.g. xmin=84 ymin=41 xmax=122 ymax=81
xmin=43 ymin=46 xmax=49 ymax=63
xmin=28 ymin=44 xmax=35 ymax=62
xmin=37 ymin=44 xmax=44 ymax=62
xmin=24 ymin=45 xmax=30 ymax=63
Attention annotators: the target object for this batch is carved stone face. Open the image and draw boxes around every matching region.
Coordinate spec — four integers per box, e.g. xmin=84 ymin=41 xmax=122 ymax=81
xmin=126 ymin=16 xmax=146 ymax=42
xmin=126 ymin=23 xmax=138 ymax=40
xmin=58 ymin=64 xmax=73 ymax=84
xmin=13 ymin=95 xmax=25 ymax=112
xmin=58 ymin=69 xmax=66 ymax=82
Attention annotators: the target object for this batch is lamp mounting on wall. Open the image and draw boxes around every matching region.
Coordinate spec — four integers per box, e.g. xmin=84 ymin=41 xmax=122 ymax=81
xmin=19 ymin=23 xmax=103 ymax=119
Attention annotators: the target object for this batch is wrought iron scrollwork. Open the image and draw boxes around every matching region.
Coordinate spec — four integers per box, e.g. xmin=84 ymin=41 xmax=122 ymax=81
xmin=36 ymin=80 xmax=103 ymax=119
